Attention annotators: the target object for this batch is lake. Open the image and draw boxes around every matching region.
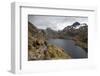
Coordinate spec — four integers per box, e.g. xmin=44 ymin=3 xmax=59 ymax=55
xmin=48 ymin=39 xmax=88 ymax=58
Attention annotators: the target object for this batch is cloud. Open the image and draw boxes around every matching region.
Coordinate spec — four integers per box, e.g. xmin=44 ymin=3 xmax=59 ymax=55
xmin=28 ymin=15 xmax=88 ymax=31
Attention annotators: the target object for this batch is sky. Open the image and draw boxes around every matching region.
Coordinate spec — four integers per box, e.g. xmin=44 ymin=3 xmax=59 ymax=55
xmin=28 ymin=15 xmax=88 ymax=31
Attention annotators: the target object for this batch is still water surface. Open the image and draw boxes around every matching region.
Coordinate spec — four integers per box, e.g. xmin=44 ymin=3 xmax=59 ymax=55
xmin=48 ymin=39 xmax=87 ymax=58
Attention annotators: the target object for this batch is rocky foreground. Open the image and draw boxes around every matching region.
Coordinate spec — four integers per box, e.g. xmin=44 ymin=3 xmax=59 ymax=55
xmin=28 ymin=22 xmax=71 ymax=60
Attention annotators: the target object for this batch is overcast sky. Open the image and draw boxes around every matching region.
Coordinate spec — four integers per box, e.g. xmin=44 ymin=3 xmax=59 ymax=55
xmin=28 ymin=15 xmax=88 ymax=31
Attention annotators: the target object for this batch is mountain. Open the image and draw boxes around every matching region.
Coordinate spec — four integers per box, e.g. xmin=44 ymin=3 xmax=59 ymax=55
xmin=45 ymin=27 xmax=59 ymax=39
xmin=61 ymin=22 xmax=88 ymax=52
xmin=62 ymin=25 xmax=78 ymax=37
xmin=72 ymin=22 xmax=80 ymax=27
xmin=62 ymin=22 xmax=88 ymax=35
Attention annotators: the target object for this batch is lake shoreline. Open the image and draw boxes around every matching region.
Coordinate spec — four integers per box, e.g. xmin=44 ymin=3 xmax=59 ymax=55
xmin=48 ymin=39 xmax=88 ymax=58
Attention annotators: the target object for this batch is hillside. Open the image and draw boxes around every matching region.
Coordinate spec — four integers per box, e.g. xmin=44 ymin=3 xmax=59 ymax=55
xmin=28 ymin=22 xmax=71 ymax=60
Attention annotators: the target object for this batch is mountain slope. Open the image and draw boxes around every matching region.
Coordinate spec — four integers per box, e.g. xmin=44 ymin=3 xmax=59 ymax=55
xmin=28 ymin=22 xmax=71 ymax=60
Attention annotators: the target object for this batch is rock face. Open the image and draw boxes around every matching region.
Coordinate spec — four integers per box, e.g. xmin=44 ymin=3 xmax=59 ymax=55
xmin=28 ymin=22 xmax=71 ymax=60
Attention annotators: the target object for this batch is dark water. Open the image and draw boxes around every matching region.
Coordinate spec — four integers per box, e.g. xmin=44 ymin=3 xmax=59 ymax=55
xmin=48 ymin=39 xmax=87 ymax=58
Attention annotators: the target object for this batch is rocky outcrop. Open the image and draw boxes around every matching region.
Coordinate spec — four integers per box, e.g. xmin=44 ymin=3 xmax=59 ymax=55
xmin=46 ymin=45 xmax=71 ymax=59
xmin=28 ymin=42 xmax=71 ymax=60
xmin=28 ymin=22 xmax=71 ymax=60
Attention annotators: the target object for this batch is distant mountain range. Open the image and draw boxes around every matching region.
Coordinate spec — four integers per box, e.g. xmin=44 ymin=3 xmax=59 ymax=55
xmin=44 ymin=22 xmax=88 ymax=39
